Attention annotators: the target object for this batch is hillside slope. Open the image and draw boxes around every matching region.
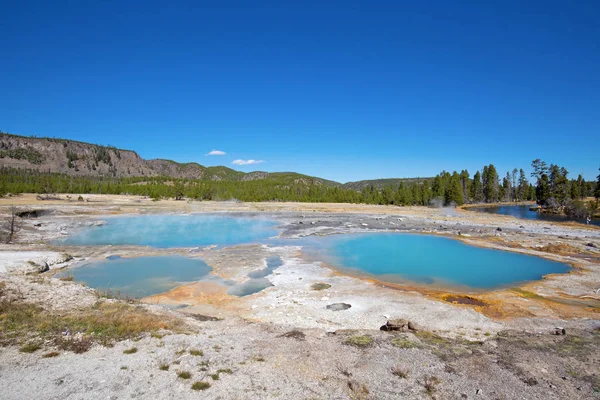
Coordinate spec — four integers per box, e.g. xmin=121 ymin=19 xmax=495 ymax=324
xmin=0 ymin=132 xmax=334 ymax=185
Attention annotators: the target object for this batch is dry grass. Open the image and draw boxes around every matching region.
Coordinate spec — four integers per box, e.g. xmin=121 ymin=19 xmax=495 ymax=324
xmin=422 ymin=375 xmax=440 ymax=396
xmin=536 ymin=243 xmax=585 ymax=255
xmin=19 ymin=342 xmax=41 ymax=353
xmin=392 ymin=366 xmax=409 ymax=378
xmin=189 ymin=349 xmax=203 ymax=356
xmin=0 ymin=297 xmax=185 ymax=352
xmin=123 ymin=347 xmax=137 ymax=354
xmin=42 ymin=351 xmax=60 ymax=358
xmin=347 ymin=380 xmax=370 ymax=400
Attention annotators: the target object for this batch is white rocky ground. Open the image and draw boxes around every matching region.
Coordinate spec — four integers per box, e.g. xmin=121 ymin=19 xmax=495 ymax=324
xmin=0 ymin=195 xmax=599 ymax=399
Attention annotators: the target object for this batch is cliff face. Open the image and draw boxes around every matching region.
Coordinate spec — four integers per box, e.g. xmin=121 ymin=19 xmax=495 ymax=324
xmin=0 ymin=133 xmax=156 ymax=177
xmin=0 ymin=133 xmax=243 ymax=179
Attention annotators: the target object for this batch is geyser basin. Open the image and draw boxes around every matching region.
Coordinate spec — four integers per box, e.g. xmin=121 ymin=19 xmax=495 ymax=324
xmin=305 ymin=233 xmax=570 ymax=290
xmin=58 ymin=256 xmax=212 ymax=297
xmin=58 ymin=214 xmax=279 ymax=247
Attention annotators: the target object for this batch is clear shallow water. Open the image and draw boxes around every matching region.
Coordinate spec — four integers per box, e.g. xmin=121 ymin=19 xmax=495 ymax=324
xmin=472 ymin=204 xmax=600 ymax=227
xmin=304 ymin=233 xmax=570 ymax=290
xmin=228 ymin=256 xmax=285 ymax=296
xmin=58 ymin=215 xmax=279 ymax=247
xmin=58 ymin=256 xmax=212 ymax=297
xmin=60 ymin=255 xmax=285 ymax=298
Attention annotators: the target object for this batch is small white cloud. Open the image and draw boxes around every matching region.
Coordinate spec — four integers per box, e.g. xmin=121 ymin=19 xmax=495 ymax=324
xmin=206 ymin=149 xmax=226 ymax=156
xmin=232 ymin=159 xmax=265 ymax=166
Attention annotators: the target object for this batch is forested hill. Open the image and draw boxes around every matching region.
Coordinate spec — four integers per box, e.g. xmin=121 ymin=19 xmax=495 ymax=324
xmin=0 ymin=132 xmax=336 ymax=185
xmin=342 ymin=177 xmax=432 ymax=191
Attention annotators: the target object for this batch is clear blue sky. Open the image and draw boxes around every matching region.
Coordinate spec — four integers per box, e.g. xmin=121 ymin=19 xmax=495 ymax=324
xmin=1 ymin=1 xmax=598 ymax=183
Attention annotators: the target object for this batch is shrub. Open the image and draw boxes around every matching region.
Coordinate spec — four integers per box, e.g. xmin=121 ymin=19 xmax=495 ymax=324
xmin=178 ymin=371 xmax=191 ymax=379
xmin=191 ymin=381 xmax=210 ymax=391
xmin=159 ymin=363 xmax=169 ymax=371
xmin=392 ymin=366 xmax=409 ymax=378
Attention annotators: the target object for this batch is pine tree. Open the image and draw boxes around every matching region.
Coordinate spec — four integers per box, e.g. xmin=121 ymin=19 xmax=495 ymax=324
xmin=511 ymin=168 xmax=518 ymax=201
xmin=548 ymin=164 xmax=569 ymax=206
xmin=483 ymin=164 xmax=499 ymax=203
xmin=518 ymin=169 xmax=528 ymax=201
xmin=470 ymin=171 xmax=483 ymax=202
xmin=444 ymin=172 xmax=464 ymax=206
xmin=459 ymin=170 xmax=470 ymax=202
xmin=536 ymin=174 xmax=550 ymax=205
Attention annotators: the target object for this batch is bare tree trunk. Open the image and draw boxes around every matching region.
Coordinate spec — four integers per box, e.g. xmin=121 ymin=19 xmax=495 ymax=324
xmin=4 ymin=205 xmax=22 ymax=244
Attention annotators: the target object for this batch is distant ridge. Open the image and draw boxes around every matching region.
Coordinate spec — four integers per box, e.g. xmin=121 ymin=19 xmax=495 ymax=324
xmin=0 ymin=131 xmax=424 ymax=189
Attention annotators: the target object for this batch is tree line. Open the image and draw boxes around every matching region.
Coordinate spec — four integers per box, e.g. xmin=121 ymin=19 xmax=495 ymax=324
xmin=0 ymin=162 xmax=598 ymax=214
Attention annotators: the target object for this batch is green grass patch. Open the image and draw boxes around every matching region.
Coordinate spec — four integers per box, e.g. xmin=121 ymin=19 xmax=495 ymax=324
xmin=189 ymin=349 xmax=203 ymax=356
xmin=217 ymin=368 xmax=233 ymax=374
xmin=391 ymin=337 xmax=419 ymax=349
xmin=159 ymin=363 xmax=169 ymax=371
xmin=178 ymin=371 xmax=191 ymax=379
xmin=123 ymin=347 xmax=137 ymax=354
xmin=344 ymin=335 xmax=374 ymax=348
xmin=191 ymin=381 xmax=210 ymax=391
xmin=19 ymin=343 xmax=41 ymax=353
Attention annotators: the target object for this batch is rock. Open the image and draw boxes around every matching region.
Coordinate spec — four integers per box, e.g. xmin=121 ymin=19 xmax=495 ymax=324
xmin=33 ymin=222 xmax=42 ymax=227
xmin=553 ymin=327 xmax=566 ymax=335
xmin=25 ymin=261 xmax=49 ymax=274
xmin=361 ymin=223 xmax=368 ymax=227
xmin=326 ymin=303 xmax=351 ymax=311
xmin=496 ymin=227 xmax=502 ymax=231
xmin=586 ymin=242 xmax=597 ymax=248
xmin=523 ymin=377 xmax=538 ymax=386
xmin=408 ymin=321 xmax=422 ymax=331
xmin=380 ymin=318 xmax=421 ymax=332
xmin=38 ymin=262 xmax=49 ymax=273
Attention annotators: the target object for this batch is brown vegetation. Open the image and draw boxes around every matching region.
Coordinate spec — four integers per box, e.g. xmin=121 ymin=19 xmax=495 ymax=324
xmin=0 ymin=294 xmax=185 ymax=352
